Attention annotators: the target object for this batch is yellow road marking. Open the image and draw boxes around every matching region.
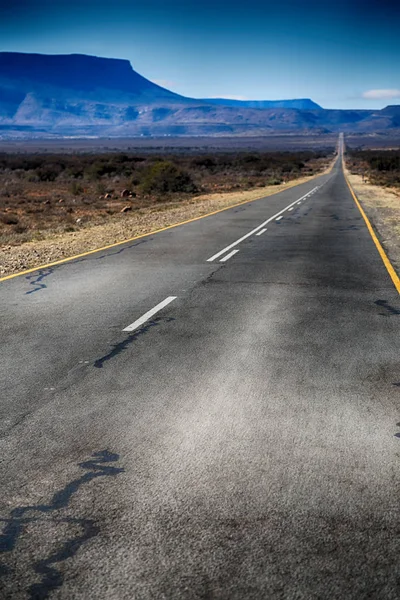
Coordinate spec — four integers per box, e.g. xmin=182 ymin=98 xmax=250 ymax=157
xmin=343 ymin=161 xmax=400 ymax=295
xmin=0 ymin=174 xmax=324 ymax=284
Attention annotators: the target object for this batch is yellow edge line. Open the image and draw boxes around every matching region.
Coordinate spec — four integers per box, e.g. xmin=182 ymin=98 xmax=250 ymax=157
xmin=0 ymin=171 xmax=326 ymax=284
xmin=343 ymin=158 xmax=400 ymax=295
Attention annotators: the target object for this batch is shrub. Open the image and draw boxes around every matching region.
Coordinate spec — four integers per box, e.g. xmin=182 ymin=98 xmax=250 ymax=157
xmin=35 ymin=163 xmax=63 ymax=182
xmin=0 ymin=213 xmax=19 ymax=225
xmin=70 ymin=181 xmax=83 ymax=196
xmin=65 ymin=165 xmax=84 ymax=179
xmin=191 ymin=156 xmax=217 ymax=169
xmin=13 ymin=224 xmax=27 ymax=234
xmin=96 ymin=182 xmax=107 ymax=195
xmin=141 ymin=161 xmax=197 ymax=195
xmin=26 ymin=171 xmax=40 ymax=182
xmin=130 ymin=176 xmax=140 ymax=187
xmin=85 ymin=161 xmax=113 ymax=180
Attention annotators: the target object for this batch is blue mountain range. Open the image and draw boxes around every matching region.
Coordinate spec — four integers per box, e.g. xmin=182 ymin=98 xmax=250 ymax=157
xmin=0 ymin=52 xmax=398 ymax=137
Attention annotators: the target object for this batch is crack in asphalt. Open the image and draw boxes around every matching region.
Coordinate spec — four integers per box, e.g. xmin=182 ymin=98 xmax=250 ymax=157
xmin=0 ymin=450 xmax=124 ymax=599
xmin=338 ymin=225 xmax=360 ymax=231
xmin=93 ymin=316 xmax=175 ymax=369
xmin=25 ymin=269 xmax=54 ymax=295
xmin=375 ymin=299 xmax=400 ymax=317
xmin=23 ymin=239 xmax=150 ymax=295
xmin=28 ymin=516 xmax=100 ymax=600
xmin=85 ymin=238 xmax=149 ymax=262
xmin=0 ymin=411 xmax=32 ymax=438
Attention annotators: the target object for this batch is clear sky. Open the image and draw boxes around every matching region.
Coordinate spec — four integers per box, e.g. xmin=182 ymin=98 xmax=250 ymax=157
xmin=0 ymin=0 xmax=399 ymax=109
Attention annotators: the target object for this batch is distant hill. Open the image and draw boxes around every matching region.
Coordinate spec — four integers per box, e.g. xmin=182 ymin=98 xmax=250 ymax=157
xmin=202 ymin=98 xmax=323 ymax=110
xmin=0 ymin=52 xmax=398 ymax=137
xmin=354 ymin=105 xmax=400 ymax=130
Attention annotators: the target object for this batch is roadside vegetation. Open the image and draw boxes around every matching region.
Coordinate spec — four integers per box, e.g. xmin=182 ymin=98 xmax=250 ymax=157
xmin=347 ymin=149 xmax=400 ymax=188
xmin=345 ymin=148 xmax=400 ymax=273
xmin=0 ymin=150 xmax=332 ymax=247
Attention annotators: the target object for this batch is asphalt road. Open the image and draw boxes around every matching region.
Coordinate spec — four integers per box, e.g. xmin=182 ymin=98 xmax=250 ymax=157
xmin=1 ymin=149 xmax=400 ymax=599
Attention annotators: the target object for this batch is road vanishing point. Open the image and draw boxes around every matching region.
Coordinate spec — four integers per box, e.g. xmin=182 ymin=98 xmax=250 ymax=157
xmin=1 ymin=139 xmax=400 ymax=599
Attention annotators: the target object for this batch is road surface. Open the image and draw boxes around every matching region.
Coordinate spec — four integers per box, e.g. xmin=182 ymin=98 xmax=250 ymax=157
xmin=1 ymin=147 xmax=400 ymax=599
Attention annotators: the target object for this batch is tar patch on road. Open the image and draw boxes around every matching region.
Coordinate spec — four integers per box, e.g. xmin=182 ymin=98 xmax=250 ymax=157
xmin=93 ymin=316 xmax=175 ymax=369
xmin=338 ymin=224 xmax=360 ymax=232
xmin=375 ymin=299 xmax=400 ymax=317
xmin=25 ymin=268 xmax=54 ymax=295
xmin=88 ymin=238 xmax=149 ymax=262
xmin=0 ymin=450 xmax=124 ymax=599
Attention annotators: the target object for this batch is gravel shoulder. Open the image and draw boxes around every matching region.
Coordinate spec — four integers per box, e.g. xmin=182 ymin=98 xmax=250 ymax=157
xmin=0 ymin=174 xmax=321 ymax=278
xmin=345 ymin=168 xmax=400 ymax=275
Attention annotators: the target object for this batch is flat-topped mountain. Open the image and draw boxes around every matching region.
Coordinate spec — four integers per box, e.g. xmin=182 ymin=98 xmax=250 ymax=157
xmin=0 ymin=52 xmax=183 ymax=102
xmin=0 ymin=52 xmax=398 ymax=137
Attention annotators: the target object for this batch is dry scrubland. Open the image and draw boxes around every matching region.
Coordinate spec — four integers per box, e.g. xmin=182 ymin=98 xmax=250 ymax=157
xmin=0 ymin=150 xmax=332 ymax=275
xmin=346 ymin=149 xmax=400 ymax=272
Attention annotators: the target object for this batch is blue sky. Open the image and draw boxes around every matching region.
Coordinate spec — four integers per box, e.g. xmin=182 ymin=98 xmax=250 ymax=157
xmin=0 ymin=0 xmax=399 ymax=109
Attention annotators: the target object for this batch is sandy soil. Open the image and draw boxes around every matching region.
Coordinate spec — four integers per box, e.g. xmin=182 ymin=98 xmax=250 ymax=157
xmin=0 ymin=173 xmax=322 ymax=278
xmin=345 ymin=169 xmax=400 ymax=274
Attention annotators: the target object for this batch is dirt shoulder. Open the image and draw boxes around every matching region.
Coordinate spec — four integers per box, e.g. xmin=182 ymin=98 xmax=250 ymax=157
xmin=344 ymin=167 xmax=400 ymax=275
xmin=0 ymin=172 xmax=324 ymax=278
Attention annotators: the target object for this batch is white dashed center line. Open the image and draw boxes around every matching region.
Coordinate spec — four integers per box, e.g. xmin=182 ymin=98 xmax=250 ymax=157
xmin=220 ymin=249 xmax=239 ymax=262
xmin=206 ymin=186 xmax=318 ymax=262
xmin=123 ymin=296 xmax=177 ymax=332
xmin=256 ymin=228 xmax=267 ymax=236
